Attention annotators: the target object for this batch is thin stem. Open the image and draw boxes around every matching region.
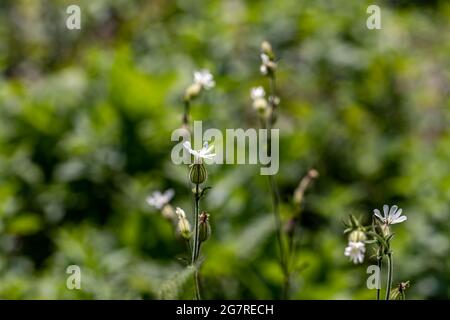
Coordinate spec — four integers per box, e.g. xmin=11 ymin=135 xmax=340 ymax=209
xmin=385 ymin=253 xmax=393 ymax=300
xmin=377 ymin=256 xmax=383 ymax=300
xmin=183 ymin=100 xmax=190 ymax=127
xmin=265 ymin=74 xmax=289 ymax=298
xmin=194 ymin=269 xmax=201 ymax=300
xmin=191 ymin=181 xmax=202 ymax=300
xmin=194 ymin=182 xmax=201 ymax=260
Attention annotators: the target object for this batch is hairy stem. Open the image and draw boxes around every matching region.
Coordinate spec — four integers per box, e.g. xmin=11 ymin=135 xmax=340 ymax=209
xmin=377 ymin=256 xmax=383 ymax=300
xmin=194 ymin=269 xmax=201 ymax=300
xmin=385 ymin=253 xmax=393 ymax=300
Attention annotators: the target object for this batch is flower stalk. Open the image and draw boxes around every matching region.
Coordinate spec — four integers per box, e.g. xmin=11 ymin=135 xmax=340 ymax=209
xmin=386 ymin=252 xmax=393 ymax=300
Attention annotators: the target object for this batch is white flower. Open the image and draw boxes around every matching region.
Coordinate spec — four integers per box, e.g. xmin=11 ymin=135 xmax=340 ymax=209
xmin=344 ymin=241 xmax=366 ymax=264
xmin=260 ymin=53 xmax=271 ymax=75
xmin=175 ymin=207 xmax=186 ymax=219
xmin=251 ymin=86 xmax=265 ymax=100
xmin=193 ymin=69 xmax=215 ymax=90
xmin=261 ymin=53 xmax=270 ymax=65
xmin=146 ymin=189 xmax=174 ymax=210
xmin=183 ymin=141 xmax=216 ymax=163
xmin=373 ymin=205 xmax=407 ymax=225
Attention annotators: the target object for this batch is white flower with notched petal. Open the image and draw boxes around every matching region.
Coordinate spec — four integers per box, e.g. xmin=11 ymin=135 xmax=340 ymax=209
xmin=344 ymin=241 xmax=366 ymax=264
xmin=146 ymin=189 xmax=174 ymax=210
xmin=183 ymin=141 xmax=216 ymax=163
xmin=251 ymin=86 xmax=265 ymax=100
xmin=193 ymin=69 xmax=215 ymax=90
xmin=373 ymin=205 xmax=407 ymax=225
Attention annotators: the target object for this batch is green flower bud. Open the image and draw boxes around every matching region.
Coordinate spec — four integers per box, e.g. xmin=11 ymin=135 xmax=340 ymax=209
xmin=189 ymin=163 xmax=207 ymax=184
xmin=348 ymin=230 xmax=367 ymax=243
xmin=198 ymin=212 xmax=211 ymax=243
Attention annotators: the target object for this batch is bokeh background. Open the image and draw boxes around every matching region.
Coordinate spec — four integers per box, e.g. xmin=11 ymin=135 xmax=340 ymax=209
xmin=0 ymin=0 xmax=449 ymax=299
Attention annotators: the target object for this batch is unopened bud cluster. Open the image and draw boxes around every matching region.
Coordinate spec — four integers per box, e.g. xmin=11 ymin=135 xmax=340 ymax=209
xmin=260 ymin=41 xmax=277 ymax=76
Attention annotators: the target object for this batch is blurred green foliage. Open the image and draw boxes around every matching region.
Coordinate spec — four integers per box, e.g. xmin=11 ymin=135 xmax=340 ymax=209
xmin=0 ymin=0 xmax=449 ymax=299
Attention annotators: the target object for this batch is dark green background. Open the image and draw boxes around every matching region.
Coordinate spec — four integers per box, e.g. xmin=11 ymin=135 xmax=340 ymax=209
xmin=0 ymin=0 xmax=449 ymax=299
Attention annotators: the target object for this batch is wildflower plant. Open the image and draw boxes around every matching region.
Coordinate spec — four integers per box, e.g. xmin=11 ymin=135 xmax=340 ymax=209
xmin=251 ymin=41 xmax=319 ymax=299
xmin=343 ymin=205 xmax=410 ymax=300
xmin=180 ymin=70 xmax=215 ymax=299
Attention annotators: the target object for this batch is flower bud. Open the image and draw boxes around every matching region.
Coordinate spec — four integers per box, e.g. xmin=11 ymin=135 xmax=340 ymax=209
xmin=184 ymin=83 xmax=202 ymax=101
xmin=198 ymin=211 xmax=211 ymax=243
xmin=161 ymin=204 xmax=176 ymax=220
xmin=178 ymin=217 xmax=191 ymax=239
xmin=261 ymin=41 xmax=273 ymax=55
xmin=176 ymin=207 xmax=191 ymax=239
xmin=252 ymin=98 xmax=268 ymax=112
xmin=380 ymin=223 xmax=391 ymax=237
xmin=189 ymin=163 xmax=207 ymax=184
xmin=348 ymin=230 xmax=366 ymax=243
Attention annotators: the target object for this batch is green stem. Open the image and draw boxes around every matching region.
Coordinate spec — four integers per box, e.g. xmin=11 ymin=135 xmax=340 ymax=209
xmin=191 ymin=181 xmax=201 ymax=300
xmin=265 ymin=74 xmax=289 ymax=298
xmin=377 ymin=256 xmax=383 ymax=300
xmin=385 ymin=253 xmax=393 ymax=300
xmin=183 ymin=100 xmax=190 ymax=127
xmin=194 ymin=269 xmax=201 ymax=300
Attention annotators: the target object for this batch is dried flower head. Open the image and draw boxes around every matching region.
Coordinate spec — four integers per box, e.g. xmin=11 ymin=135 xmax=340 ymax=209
xmin=199 ymin=211 xmax=211 ymax=243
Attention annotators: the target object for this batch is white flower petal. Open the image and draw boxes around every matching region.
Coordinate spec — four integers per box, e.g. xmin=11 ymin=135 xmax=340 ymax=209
xmin=391 ymin=215 xmax=407 ymax=224
xmin=260 ymin=65 xmax=268 ymax=75
xmin=183 ymin=141 xmax=192 ymax=152
xmin=175 ymin=207 xmax=186 ymax=219
xmin=373 ymin=209 xmax=384 ymax=221
xmin=383 ymin=204 xmax=389 ymax=218
xmin=392 ymin=208 xmax=402 ymax=220
xmin=389 ymin=205 xmax=398 ymax=218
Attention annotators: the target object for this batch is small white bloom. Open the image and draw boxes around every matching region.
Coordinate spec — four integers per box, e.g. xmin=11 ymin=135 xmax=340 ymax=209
xmin=260 ymin=65 xmax=268 ymax=75
xmin=261 ymin=53 xmax=270 ymax=65
xmin=175 ymin=207 xmax=186 ymax=219
xmin=146 ymin=189 xmax=174 ymax=210
xmin=251 ymin=86 xmax=265 ymax=100
xmin=373 ymin=205 xmax=407 ymax=225
xmin=344 ymin=241 xmax=366 ymax=264
xmin=183 ymin=141 xmax=216 ymax=163
xmin=193 ymin=69 xmax=215 ymax=90
xmin=260 ymin=53 xmax=271 ymax=75
xmin=259 ymin=53 xmax=277 ymax=75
